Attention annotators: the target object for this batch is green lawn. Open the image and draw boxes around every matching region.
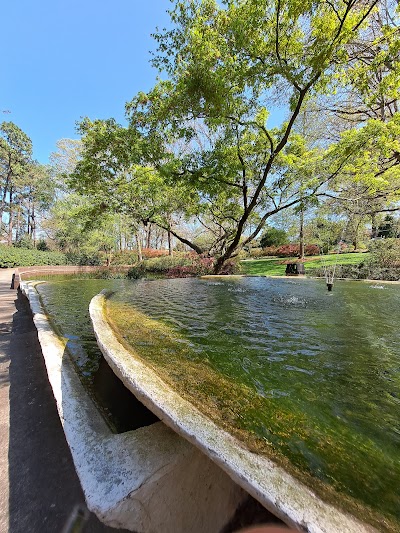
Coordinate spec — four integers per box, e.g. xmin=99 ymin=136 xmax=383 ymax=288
xmin=241 ymin=252 xmax=368 ymax=276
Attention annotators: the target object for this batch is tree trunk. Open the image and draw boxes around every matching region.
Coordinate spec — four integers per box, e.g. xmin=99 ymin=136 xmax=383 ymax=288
xmin=352 ymin=219 xmax=361 ymax=250
xmin=106 ymin=248 xmax=112 ymax=267
xmin=136 ymin=232 xmax=143 ymax=262
xmin=153 ymin=223 xmax=203 ymax=255
xmin=299 ymin=208 xmax=305 ymax=259
xmin=0 ymin=170 xmax=11 ymax=227
xmin=8 ymin=188 xmax=13 ymax=246
xmin=16 ymin=199 xmax=21 ymax=242
xmin=146 ymin=224 xmax=152 ymax=249
xmin=371 ymin=213 xmax=378 ymax=239
xmin=168 ymin=230 xmax=173 ymax=256
xmin=32 ymin=203 xmax=36 ymax=247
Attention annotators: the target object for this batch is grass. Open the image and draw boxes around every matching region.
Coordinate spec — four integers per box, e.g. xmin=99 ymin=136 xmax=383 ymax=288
xmin=241 ymin=252 xmax=369 ymax=277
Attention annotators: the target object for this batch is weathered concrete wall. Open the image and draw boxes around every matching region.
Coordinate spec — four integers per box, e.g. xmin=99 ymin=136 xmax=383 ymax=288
xmin=20 ymin=281 xmax=246 ymax=533
xmin=90 ymin=291 xmax=377 ymax=533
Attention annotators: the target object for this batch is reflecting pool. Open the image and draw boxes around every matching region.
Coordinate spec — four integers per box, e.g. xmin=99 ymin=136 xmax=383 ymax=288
xmin=36 ymin=276 xmax=400 ymax=530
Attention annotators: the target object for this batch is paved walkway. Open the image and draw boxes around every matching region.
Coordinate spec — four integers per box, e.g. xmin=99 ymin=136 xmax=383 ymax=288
xmin=0 ymin=269 xmax=126 ymax=533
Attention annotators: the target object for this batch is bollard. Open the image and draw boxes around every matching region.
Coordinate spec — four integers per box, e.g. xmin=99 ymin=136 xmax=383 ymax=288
xmin=327 ymin=282 xmax=333 ymax=291
xmin=10 ymin=273 xmax=15 ymax=289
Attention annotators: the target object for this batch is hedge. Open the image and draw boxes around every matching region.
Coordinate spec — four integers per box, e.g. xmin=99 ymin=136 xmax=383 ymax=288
xmin=0 ymin=245 xmax=68 ymax=268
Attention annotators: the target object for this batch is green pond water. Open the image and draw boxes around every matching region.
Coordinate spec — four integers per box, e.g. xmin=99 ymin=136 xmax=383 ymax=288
xmin=35 ymin=276 xmax=400 ymax=530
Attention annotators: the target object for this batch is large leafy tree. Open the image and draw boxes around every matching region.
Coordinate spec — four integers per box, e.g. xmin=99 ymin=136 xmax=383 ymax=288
xmin=125 ymin=0 xmax=379 ymax=272
xmin=69 ymin=118 xmax=203 ymax=254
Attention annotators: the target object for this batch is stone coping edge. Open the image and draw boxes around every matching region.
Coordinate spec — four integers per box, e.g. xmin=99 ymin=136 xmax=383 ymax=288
xmin=90 ymin=290 xmax=377 ymax=533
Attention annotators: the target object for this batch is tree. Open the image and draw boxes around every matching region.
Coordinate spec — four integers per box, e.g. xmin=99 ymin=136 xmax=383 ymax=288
xmin=69 ymin=118 xmax=203 ymax=255
xmin=126 ymin=0 xmax=379 ymax=272
xmin=0 ymin=122 xmax=32 ymax=241
xmin=260 ymin=227 xmax=288 ymax=248
xmin=305 ymin=215 xmax=345 ymax=253
xmin=377 ymin=214 xmax=400 ymax=238
xmin=49 ymin=138 xmax=82 ymax=193
xmin=303 ymin=1 xmax=400 ymax=231
xmin=42 ymin=192 xmax=124 ymax=261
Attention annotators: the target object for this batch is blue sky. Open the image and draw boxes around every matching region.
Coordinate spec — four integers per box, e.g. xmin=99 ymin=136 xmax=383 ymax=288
xmin=2 ymin=0 xmax=171 ymax=164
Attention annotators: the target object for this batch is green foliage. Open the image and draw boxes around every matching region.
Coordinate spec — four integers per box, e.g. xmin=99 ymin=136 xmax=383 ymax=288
xmin=14 ymin=235 xmax=34 ymax=249
xmin=1 ymin=122 xmax=34 ymax=239
xmin=44 ymin=193 xmax=125 ymax=261
xmin=143 ymin=254 xmax=193 ymax=272
xmin=0 ymin=245 xmax=67 ymax=268
xmin=260 ymin=227 xmax=288 ymax=248
xmin=49 ymin=138 xmax=82 ymax=187
xmin=125 ymin=0 xmax=380 ymax=270
xmin=127 ymin=264 xmax=147 ymax=279
xmin=110 ymin=250 xmax=140 ymax=265
xmin=0 ymin=122 xmax=32 ymax=175
xmin=36 ymin=239 xmax=49 ymax=251
xmin=248 ymin=247 xmax=266 ymax=258
xmin=377 ymin=216 xmax=399 ymax=239
xmin=368 ymin=238 xmax=400 ymax=268
xmin=64 ymin=252 xmax=102 ymax=266
xmin=306 ymin=217 xmax=345 ymax=254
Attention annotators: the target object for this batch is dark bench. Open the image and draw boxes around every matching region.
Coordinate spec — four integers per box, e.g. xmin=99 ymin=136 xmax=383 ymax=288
xmin=285 ymin=263 xmax=305 ymax=276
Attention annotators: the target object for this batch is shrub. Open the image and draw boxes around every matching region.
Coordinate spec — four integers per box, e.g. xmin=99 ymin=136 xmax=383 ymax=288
xmin=110 ymin=250 xmax=139 ymax=265
xmin=143 ymin=254 xmax=193 ymax=272
xmin=249 ymin=247 xmax=267 ymax=258
xmin=141 ymin=248 xmax=169 ymax=259
xmin=262 ymin=244 xmax=320 ymax=257
xmin=0 ymin=245 xmax=67 ymax=268
xmin=125 ymin=253 xmax=241 ymax=279
xmin=367 ymin=238 xmax=400 ymax=268
xmin=166 ymin=256 xmax=241 ymax=278
xmin=36 ymin=239 xmax=49 ymax=251
xmin=65 ymin=252 xmax=102 ymax=266
xmin=304 ymin=244 xmax=321 ymax=256
xmin=127 ymin=264 xmax=147 ymax=279
xmin=166 ymin=256 xmax=214 ymax=278
xmin=312 ymin=263 xmax=400 ymax=281
xmin=14 ymin=236 xmax=34 ymax=249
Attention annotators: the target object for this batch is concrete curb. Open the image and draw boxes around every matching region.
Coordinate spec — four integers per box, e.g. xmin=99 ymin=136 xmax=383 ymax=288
xmin=90 ymin=290 xmax=377 ymax=533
